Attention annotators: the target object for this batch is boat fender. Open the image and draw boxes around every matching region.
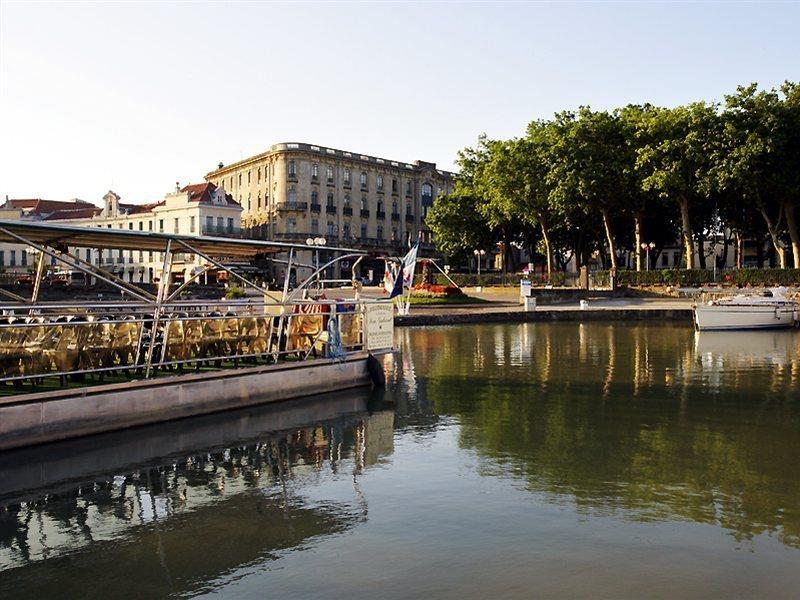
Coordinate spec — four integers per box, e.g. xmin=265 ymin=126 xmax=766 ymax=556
xmin=367 ymin=354 xmax=385 ymax=388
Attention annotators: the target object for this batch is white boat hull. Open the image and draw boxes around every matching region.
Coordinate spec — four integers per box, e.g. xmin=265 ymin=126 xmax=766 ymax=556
xmin=693 ymin=304 xmax=797 ymax=331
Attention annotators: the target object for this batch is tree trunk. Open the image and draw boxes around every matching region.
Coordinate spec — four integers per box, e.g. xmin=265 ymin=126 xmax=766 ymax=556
xmin=783 ymin=199 xmax=800 ymax=269
xmin=539 ymin=217 xmax=553 ymax=277
xmin=601 ymin=210 xmax=618 ymax=271
xmin=677 ymin=196 xmax=695 ymax=269
xmin=735 ymin=230 xmax=743 ymax=269
xmin=633 ymin=211 xmax=643 ymax=271
xmin=696 ymin=230 xmax=707 ymax=269
xmin=758 ymin=205 xmax=786 ymax=268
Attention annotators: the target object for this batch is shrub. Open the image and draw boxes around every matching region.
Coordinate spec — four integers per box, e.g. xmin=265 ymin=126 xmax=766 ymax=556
xmin=225 ymin=286 xmax=247 ymax=299
xmin=412 ymin=282 xmax=464 ymax=297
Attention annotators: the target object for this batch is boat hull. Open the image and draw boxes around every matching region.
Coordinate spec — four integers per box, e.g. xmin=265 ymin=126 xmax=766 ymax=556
xmin=693 ymin=304 xmax=797 ymax=331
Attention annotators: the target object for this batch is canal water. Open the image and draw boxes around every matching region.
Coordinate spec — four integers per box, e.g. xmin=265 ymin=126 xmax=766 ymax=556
xmin=2 ymin=322 xmax=800 ymax=598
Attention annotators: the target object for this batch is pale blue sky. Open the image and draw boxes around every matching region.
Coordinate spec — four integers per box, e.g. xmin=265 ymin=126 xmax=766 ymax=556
xmin=1 ymin=1 xmax=798 ymax=204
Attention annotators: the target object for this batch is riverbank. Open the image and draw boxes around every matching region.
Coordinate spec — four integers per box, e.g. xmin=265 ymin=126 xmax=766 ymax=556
xmin=395 ymin=297 xmax=694 ymax=326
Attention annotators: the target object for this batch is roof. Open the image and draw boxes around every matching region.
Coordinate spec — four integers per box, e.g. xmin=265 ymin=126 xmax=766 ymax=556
xmin=182 ymin=182 xmax=240 ymax=207
xmin=43 ymin=207 xmax=102 ymax=221
xmin=0 ymin=219 xmax=362 ymax=258
xmin=3 ymin=198 xmax=95 ymax=215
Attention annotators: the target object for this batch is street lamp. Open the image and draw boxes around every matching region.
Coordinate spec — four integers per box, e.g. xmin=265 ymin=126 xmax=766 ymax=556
xmin=473 ymin=249 xmax=486 ymax=278
xmin=306 ymin=237 xmax=327 ymax=284
xmin=640 ymin=242 xmax=655 ymax=271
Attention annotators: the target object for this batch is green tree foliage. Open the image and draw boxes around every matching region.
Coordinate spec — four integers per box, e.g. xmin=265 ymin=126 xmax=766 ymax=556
xmin=430 ymin=81 xmax=798 ymax=272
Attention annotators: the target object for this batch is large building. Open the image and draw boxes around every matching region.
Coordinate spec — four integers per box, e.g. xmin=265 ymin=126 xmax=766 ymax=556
xmin=0 ymin=183 xmax=242 ymax=283
xmin=205 ymin=142 xmax=455 ymax=279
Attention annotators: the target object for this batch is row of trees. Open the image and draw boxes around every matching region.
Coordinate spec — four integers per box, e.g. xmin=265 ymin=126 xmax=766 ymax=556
xmin=427 ymin=82 xmax=800 ymax=273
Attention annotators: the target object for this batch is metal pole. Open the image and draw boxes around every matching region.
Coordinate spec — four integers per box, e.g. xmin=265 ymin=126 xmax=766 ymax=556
xmin=29 ymin=249 xmax=47 ymax=312
xmin=144 ymin=240 xmax=172 ymax=378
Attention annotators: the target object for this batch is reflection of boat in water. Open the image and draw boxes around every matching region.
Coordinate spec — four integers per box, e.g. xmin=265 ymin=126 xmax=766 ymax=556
xmin=695 ymin=329 xmax=800 ymax=367
xmin=693 ymin=288 xmax=798 ymax=331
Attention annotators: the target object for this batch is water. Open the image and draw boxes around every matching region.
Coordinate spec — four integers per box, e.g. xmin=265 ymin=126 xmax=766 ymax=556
xmin=2 ymin=322 xmax=800 ymax=598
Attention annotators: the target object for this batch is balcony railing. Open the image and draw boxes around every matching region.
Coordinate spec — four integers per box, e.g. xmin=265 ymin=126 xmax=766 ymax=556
xmin=276 ymin=202 xmax=308 ymax=212
xmin=376 ymin=210 xmax=386 ymax=219
xmin=360 ymin=209 xmax=370 ymax=218
xmin=391 ymin=212 xmax=400 ymax=221
xmin=343 ymin=207 xmax=353 ymax=216
xmin=326 ymin=205 xmax=337 ymax=215
xmin=405 ymin=214 xmax=415 ymax=223
xmin=310 ymin=203 xmax=322 ymax=212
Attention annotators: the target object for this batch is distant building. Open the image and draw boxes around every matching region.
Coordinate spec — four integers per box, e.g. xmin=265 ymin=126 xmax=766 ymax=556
xmin=0 ymin=183 xmax=241 ymax=283
xmin=205 ymin=142 xmax=455 ymax=279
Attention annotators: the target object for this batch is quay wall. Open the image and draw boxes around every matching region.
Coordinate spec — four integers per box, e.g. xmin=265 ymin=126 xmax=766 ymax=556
xmin=0 ymin=354 xmax=370 ymax=451
xmin=395 ymin=308 xmax=694 ymax=327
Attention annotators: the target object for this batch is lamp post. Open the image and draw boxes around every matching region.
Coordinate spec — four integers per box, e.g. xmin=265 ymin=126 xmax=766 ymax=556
xmin=640 ymin=242 xmax=655 ymax=271
xmin=306 ymin=236 xmax=327 ymax=284
xmin=473 ymin=249 xmax=486 ymax=278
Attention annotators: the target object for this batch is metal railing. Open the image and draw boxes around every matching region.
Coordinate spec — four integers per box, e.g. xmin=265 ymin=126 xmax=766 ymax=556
xmin=0 ymin=297 xmax=380 ymax=389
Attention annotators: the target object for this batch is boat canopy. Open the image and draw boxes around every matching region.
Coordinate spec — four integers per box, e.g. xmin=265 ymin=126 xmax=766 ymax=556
xmin=0 ymin=220 xmax=359 ymax=258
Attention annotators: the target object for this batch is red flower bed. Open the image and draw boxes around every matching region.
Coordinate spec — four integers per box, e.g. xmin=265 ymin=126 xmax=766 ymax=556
xmin=412 ymin=282 xmax=464 ymax=297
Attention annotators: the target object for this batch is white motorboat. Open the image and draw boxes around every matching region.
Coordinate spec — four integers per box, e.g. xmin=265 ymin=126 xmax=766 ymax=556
xmin=693 ymin=287 xmax=798 ymax=331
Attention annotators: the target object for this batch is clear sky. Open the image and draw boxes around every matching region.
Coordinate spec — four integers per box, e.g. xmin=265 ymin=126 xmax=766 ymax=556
xmin=1 ymin=1 xmax=798 ymax=205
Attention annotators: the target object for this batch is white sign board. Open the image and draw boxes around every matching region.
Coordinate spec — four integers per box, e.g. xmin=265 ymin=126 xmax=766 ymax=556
xmin=365 ymin=303 xmax=394 ymax=351
xmin=520 ymin=279 xmax=532 ymax=298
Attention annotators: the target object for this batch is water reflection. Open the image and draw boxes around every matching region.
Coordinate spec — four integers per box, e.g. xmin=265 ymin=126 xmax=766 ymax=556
xmin=0 ymin=393 xmax=394 ymax=598
xmin=395 ymin=323 xmax=800 ymax=549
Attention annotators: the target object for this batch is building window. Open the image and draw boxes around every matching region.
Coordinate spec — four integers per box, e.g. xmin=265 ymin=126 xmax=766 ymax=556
xmin=159 ymin=219 xmax=164 ymax=232
xmin=0 ymin=251 xmax=4 ymax=266
xmin=360 ymin=223 xmax=367 ymax=239
xmin=128 ymin=222 xmax=133 ymax=230
xmin=247 ymin=195 xmax=251 ymax=211
xmin=311 ymin=190 xmax=319 ymax=205
xmin=21 ymin=251 xmax=27 ymax=267
xmin=257 ymin=192 xmax=261 ymax=209
xmin=377 ymin=199 xmax=384 ymax=213
xmin=392 ymin=178 xmax=398 ymax=193
xmin=227 ymin=218 xmax=234 ymax=233
xmin=288 ymin=188 xmax=297 ymax=206
xmin=343 ymin=223 xmax=350 ymax=239
xmin=190 ymin=216 xmax=196 ymax=233
xmin=344 ymin=194 xmax=351 ymax=207
xmin=391 ymin=227 xmax=398 ymax=240
xmin=327 ymin=192 xmax=335 ymax=207
xmin=406 ymin=201 xmax=413 ymax=216
xmin=377 ymin=225 xmax=383 ymax=240
xmin=326 ymin=221 xmax=334 ymax=236
xmin=377 ymin=175 xmax=384 ymax=191
xmin=311 ymin=163 xmax=318 ymax=180
xmin=206 ymin=216 xmax=213 ymax=232
xmin=392 ymin=200 xmax=398 ymax=214
xmin=174 ymin=218 xmax=179 ymax=233
xmin=288 ymin=160 xmax=296 ymax=177
xmin=361 ymin=196 xmax=368 ymax=210
xmin=238 ymin=173 xmax=242 ymax=186
xmin=149 ymin=220 xmax=153 ymax=231
xmin=247 ymin=170 xmax=251 ymax=184
xmin=422 ymin=183 xmax=433 ymax=201
xmin=344 ymin=168 xmax=351 ymax=185
xmin=406 ymin=181 xmax=412 ymax=195
xmin=311 ymin=218 xmax=319 ymax=234
xmin=138 ymin=222 xmax=143 ymax=231
xmin=257 ymin=167 xmax=261 ymax=183
xmin=217 ymin=217 xmax=224 ymax=231
xmin=360 ymin=172 xmax=367 ymax=189
xmin=11 ymin=250 xmax=17 ymax=266
xmin=326 ymin=165 xmax=334 ymax=183
xmin=287 ymin=217 xmax=296 ymax=233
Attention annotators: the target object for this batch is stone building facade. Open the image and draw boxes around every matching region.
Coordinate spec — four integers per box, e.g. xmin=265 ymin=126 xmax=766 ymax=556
xmin=204 ymin=142 xmax=454 ymax=280
xmin=0 ymin=184 xmax=241 ymax=284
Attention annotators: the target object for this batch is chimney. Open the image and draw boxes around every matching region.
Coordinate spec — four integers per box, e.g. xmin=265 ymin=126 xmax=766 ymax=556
xmin=218 ymin=162 xmax=224 ymax=170
xmin=175 ymin=181 xmax=180 ymax=192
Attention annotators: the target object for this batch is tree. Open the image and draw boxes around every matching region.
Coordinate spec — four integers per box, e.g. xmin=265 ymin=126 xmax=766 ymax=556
xmin=426 ymin=192 xmax=493 ymax=263
xmin=635 ymin=102 xmax=720 ymax=269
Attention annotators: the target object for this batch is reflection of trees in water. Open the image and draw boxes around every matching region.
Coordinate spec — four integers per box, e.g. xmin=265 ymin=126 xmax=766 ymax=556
xmin=400 ymin=322 xmax=800 ymax=548
xmin=0 ymin=411 xmax=392 ymax=578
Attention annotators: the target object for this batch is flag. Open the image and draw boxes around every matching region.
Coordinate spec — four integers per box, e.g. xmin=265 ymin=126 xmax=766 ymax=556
xmin=402 ymin=240 xmax=419 ymax=288
xmin=382 ymin=260 xmax=395 ymax=294
xmin=389 ymin=262 xmax=404 ymax=298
